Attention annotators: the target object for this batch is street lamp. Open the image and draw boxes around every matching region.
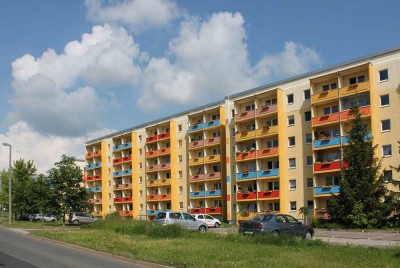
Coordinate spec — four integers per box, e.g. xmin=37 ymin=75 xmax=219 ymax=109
xmin=2 ymin=142 xmax=12 ymax=224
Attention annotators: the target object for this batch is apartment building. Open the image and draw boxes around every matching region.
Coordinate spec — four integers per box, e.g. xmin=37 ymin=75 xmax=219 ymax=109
xmin=85 ymin=47 xmax=400 ymax=223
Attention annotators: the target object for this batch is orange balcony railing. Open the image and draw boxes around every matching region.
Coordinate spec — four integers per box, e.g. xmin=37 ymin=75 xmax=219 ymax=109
xmin=204 ymin=137 xmax=220 ymax=146
xmin=114 ymin=196 xmax=133 ymax=203
xmin=235 ymin=110 xmax=255 ymax=121
xmin=255 ymin=104 xmax=277 ymax=117
xmin=257 ymin=147 xmax=279 ymax=158
xmin=189 ymin=140 xmax=204 ymax=149
xmin=118 ymin=210 xmax=133 ymax=217
xmin=113 ymin=155 xmax=132 ymax=164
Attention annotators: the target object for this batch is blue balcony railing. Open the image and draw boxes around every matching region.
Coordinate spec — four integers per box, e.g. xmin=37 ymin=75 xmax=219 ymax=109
xmin=113 ymin=142 xmax=132 ymax=151
xmin=86 ymin=162 xmax=102 ymax=170
xmin=237 ymin=169 xmax=279 ymax=180
xmin=190 ymin=191 xmax=205 ymax=198
xmin=257 ymin=169 xmax=279 ymax=178
xmin=314 ymin=185 xmax=340 ymax=195
xmin=314 ymin=132 xmax=372 ymax=149
xmin=189 ymin=123 xmax=205 ymax=132
xmin=205 ymin=119 xmax=220 ymax=128
xmin=113 ymin=170 xmax=133 ymax=177
xmin=88 ymin=187 xmax=102 ymax=192
xmin=206 ymin=189 xmax=221 ymax=196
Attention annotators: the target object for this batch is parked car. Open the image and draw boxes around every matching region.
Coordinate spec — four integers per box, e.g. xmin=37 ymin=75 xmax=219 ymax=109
xmin=68 ymin=212 xmax=97 ymax=225
xmin=153 ymin=211 xmax=208 ymax=232
xmin=34 ymin=214 xmax=57 ymax=222
xmin=192 ymin=214 xmax=221 ymax=228
xmin=238 ymin=214 xmax=314 ymax=239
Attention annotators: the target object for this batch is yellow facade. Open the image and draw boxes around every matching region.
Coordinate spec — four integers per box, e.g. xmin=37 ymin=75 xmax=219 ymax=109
xmin=85 ymin=48 xmax=400 ymax=223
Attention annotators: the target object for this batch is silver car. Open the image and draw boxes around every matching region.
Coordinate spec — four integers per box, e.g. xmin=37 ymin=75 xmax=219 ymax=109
xmin=69 ymin=212 xmax=97 ymax=225
xmin=153 ymin=211 xmax=208 ymax=232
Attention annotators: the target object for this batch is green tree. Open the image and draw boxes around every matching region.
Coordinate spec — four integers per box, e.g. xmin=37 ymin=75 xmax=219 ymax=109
xmin=299 ymin=206 xmax=311 ymax=225
xmin=47 ymin=155 xmax=88 ymax=224
xmin=389 ymin=142 xmax=400 ymax=213
xmin=328 ymin=107 xmax=394 ymax=228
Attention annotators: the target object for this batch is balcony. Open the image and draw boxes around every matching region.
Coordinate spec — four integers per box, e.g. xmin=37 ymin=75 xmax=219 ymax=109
xmin=113 ymin=170 xmax=132 ymax=177
xmin=113 ymin=183 xmax=132 ymax=190
xmin=314 ymin=160 xmax=343 ymax=173
xmin=118 ymin=210 xmax=133 ymax=217
xmin=146 ymin=194 xmax=171 ymax=201
xmin=256 ymin=125 xmax=278 ymax=138
xmin=88 ymin=187 xmax=102 ymax=192
xmin=255 ymin=104 xmax=277 ymax=117
xmin=236 ymin=150 xmax=256 ymax=161
xmin=189 ymin=174 xmax=205 ymax=181
xmin=205 ymin=189 xmax=221 ymax=197
xmin=88 ymin=198 xmax=102 ymax=205
xmin=113 ymin=155 xmax=132 ymax=165
xmin=146 ymin=150 xmax=159 ymax=158
xmin=205 ymin=119 xmax=220 ymax=129
xmin=204 ymin=154 xmax=221 ymax=164
xmin=92 ymin=211 xmax=102 ymax=217
xmin=189 ymin=157 xmax=204 ymax=166
xmin=159 ymin=179 xmax=171 ymax=186
xmin=236 ymin=190 xmax=279 ymax=201
xmin=339 ymin=81 xmax=369 ymax=97
xmin=204 ymin=137 xmax=220 ymax=146
xmin=146 ymin=179 xmax=160 ymax=187
xmin=235 ymin=130 xmax=255 ymax=142
xmin=312 ymin=113 xmax=339 ymax=126
xmin=85 ymin=150 xmax=101 ymax=159
xmin=205 ymin=172 xmax=221 ymax=180
xmin=314 ymin=185 xmax=340 ymax=196
xmin=146 ymin=164 xmax=160 ymax=172
xmin=311 ymin=89 xmax=338 ymax=105
xmin=113 ymin=142 xmax=132 ymax=151
xmin=189 ymin=123 xmax=205 ymax=132
xmin=235 ymin=110 xmax=255 ymax=122
xmin=237 ymin=169 xmax=279 ymax=181
xmin=341 ymin=106 xmax=370 ymax=120
xmin=237 ymin=211 xmax=257 ymax=221
xmin=146 ymin=135 xmax=158 ymax=143
xmin=190 ymin=191 xmax=205 ymax=198
xmin=86 ymin=162 xmax=102 ymax=170
xmin=189 ymin=140 xmax=204 ymax=149
xmin=114 ymin=196 xmax=133 ymax=203
xmin=190 ymin=207 xmax=222 ymax=214
xmin=158 ymin=132 xmax=170 ymax=141
xmin=257 ymin=147 xmax=279 ymax=158
xmin=86 ymin=174 xmax=102 ymax=181
xmin=159 ymin=163 xmax=171 ymax=170
xmin=313 ymin=132 xmax=372 ymax=149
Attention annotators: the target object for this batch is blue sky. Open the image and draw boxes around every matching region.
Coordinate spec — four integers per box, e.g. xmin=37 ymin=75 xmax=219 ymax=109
xmin=1 ymin=0 xmax=400 ymax=173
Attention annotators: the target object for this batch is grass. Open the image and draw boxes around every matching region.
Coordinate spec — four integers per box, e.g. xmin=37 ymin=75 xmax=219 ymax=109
xmin=31 ymin=219 xmax=400 ymax=268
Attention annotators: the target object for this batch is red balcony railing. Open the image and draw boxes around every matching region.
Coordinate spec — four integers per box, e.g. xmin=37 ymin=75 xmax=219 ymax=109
xmin=313 ymin=160 xmax=347 ymax=173
xmin=189 ymin=140 xmax=204 ymax=149
xmin=236 ymin=150 xmax=256 ymax=161
xmin=205 ymin=172 xmax=221 ymax=180
xmin=204 ymin=137 xmax=220 ymax=146
xmin=255 ymin=104 xmax=277 ymax=117
xmin=190 ymin=174 xmax=205 ymax=181
xmin=118 ymin=210 xmax=133 ymax=216
xmin=190 ymin=207 xmax=222 ymax=214
xmin=114 ymin=196 xmax=133 ymax=203
xmin=235 ymin=110 xmax=255 ymax=121
xmin=237 ymin=190 xmax=279 ymax=200
xmin=113 ymin=155 xmax=132 ymax=164
xmin=158 ymin=132 xmax=170 ymax=140
xmin=341 ymin=106 xmax=370 ymax=120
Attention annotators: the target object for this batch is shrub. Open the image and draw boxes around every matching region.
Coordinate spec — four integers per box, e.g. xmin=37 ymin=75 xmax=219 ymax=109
xmin=148 ymin=223 xmax=186 ymax=239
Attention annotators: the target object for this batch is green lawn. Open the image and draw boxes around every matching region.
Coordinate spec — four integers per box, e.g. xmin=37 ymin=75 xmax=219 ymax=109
xmin=30 ymin=220 xmax=400 ymax=268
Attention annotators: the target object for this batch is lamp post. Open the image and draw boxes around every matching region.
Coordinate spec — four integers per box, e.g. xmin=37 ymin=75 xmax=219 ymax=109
xmin=2 ymin=142 xmax=12 ymax=224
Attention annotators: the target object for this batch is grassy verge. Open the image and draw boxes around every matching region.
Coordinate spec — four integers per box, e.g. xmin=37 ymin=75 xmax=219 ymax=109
xmin=32 ymin=219 xmax=400 ymax=268
xmin=0 ymin=220 xmax=80 ymax=229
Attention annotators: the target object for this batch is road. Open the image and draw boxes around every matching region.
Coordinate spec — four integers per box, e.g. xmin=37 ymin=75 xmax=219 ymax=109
xmin=0 ymin=228 xmax=152 ymax=268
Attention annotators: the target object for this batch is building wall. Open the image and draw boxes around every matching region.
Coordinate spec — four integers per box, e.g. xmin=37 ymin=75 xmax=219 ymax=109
xmin=85 ymin=48 xmax=400 ymax=223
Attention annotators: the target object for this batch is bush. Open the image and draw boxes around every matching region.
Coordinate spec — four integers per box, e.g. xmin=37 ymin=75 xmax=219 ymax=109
xmin=148 ymin=223 xmax=185 ymax=239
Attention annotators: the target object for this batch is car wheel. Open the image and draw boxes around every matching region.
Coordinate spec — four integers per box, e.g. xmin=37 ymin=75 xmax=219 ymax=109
xmin=214 ymin=222 xmax=220 ymax=228
xmin=198 ymin=225 xmax=207 ymax=232
xmin=271 ymin=230 xmax=280 ymax=236
xmin=51 ymin=219 xmax=56 ymax=222
xmin=73 ymin=219 xmax=79 ymax=225
xmin=305 ymin=231 xmax=313 ymax=240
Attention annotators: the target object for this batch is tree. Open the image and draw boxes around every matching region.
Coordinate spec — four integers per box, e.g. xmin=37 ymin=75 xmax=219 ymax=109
xmin=328 ymin=107 xmax=394 ymax=228
xmin=299 ymin=206 xmax=311 ymax=225
xmin=47 ymin=155 xmax=88 ymax=224
xmin=389 ymin=141 xmax=400 ymax=213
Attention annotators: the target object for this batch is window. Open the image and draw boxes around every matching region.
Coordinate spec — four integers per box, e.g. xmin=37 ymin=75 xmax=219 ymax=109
xmin=107 ymin=156 xmax=110 ymax=163
xmin=268 ymin=181 xmax=280 ymax=190
xmin=266 ymin=118 xmax=278 ymax=126
xmin=305 ymin=133 xmax=312 ymax=144
xmin=178 ymin=140 xmax=182 ymax=147
xmin=349 ymin=75 xmax=365 ymax=85
xmin=287 ymin=94 xmax=294 ymax=104
xmin=267 ymin=139 xmax=279 ymax=148
xmin=307 ymin=200 xmax=314 ymax=210
xmin=139 ymin=163 xmax=142 ymax=169
xmin=322 ymin=85 xmax=329 ymax=92
xmin=381 ymin=119 xmax=391 ymax=132
xmin=383 ymin=170 xmax=392 ymax=182
xmin=139 ymin=190 xmax=143 ymax=197
xmin=306 ymin=156 xmax=313 ymax=166
xmin=288 ymin=115 xmax=295 ymax=126
xmin=138 ymin=135 xmax=142 ymax=142
xmin=179 ymin=186 xmax=183 ymax=194
xmin=306 ymin=178 xmax=313 ymax=188
xmin=179 ymin=171 xmax=183 ymax=178
xmin=304 ymin=89 xmax=310 ymax=100
xmin=179 ymin=202 xmax=183 ymax=209
xmin=380 ymin=94 xmax=389 ymax=107
xmin=379 ymin=69 xmax=388 ymax=82
xmin=382 ymin=145 xmax=392 ymax=157
xmin=290 ymin=201 xmax=297 ymax=211
xmin=231 ymin=109 xmax=235 ymax=118
xmin=289 ymin=158 xmax=296 ymax=168
xmin=178 ymin=124 xmax=182 ymax=132
xmin=326 ymin=176 xmax=339 ymax=186
xmin=289 ymin=180 xmax=296 ymax=190
xmin=288 ymin=136 xmax=296 ymax=147
xmin=246 ymin=104 xmax=255 ymax=111
xmin=139 ymin=176 xmax=143 ymax=183
xmin=178 ymin=155 xmax=182 ymax=163
xmin=305 ymin=111 xmax=311 ymax=122
xmin=266 ymin=98 xmax=277 ymax=105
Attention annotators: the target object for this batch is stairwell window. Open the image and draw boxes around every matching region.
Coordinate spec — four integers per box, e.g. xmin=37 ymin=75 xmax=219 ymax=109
xmin=305 ymin=111 xmax=311 ymax=122
xmin=288 ymin=136 xmax=296 ymax=147
xmin=287 ymin=94 xmax=294 ymax=105
xmin=383 ymin=170 xmax=393 ymax=182
xmin=380 ymin=94 xmax=389 ymax=107
xmin=290 ymin=201 xmax=297 ymax=211
xmin=382 ymin=145 xmax=392 ymax=157
xmin=304 ymin=89 xmax=310 ymax=100
xmin=288 ymin=115 xmax=295 ymax=126
xmin=289 ymin=158 xmax=296 ymax=169
xmin=381 ymin=119 xmax=391 ymax=132
xmin=289 ymin=180 xmax=297 ymax=190
xmin=379 ymin=69 xmax=388 ymax=82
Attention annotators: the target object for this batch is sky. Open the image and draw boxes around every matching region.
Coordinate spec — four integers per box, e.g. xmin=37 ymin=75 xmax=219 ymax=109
xmin=1 ymin=0 xmax=400 ymax=174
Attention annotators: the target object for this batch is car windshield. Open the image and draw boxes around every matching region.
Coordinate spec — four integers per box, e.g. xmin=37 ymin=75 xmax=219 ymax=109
xmin=156 ymin=212 xmax=167 ymax=219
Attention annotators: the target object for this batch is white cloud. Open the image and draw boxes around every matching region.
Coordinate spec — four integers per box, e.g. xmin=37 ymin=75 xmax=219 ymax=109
xmin=253 ymin=41 xmax=322 ymax=82
xmin=85 ymin=0 xmax=181 ymax=32
xmin=137 ymin=13 xmax=321 ymax=111
xmin=0 ymin=122 xmax=115 ymax=174
xmin=10 ymin=24 xmax=143 ymax=136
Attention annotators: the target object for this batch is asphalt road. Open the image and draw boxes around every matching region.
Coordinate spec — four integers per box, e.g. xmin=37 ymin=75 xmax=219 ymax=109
xmin=0 ymin=228 xmax=149 ymax=268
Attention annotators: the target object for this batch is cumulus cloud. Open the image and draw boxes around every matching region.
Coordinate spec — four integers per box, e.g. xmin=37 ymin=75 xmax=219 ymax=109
xmin=0 ymin=121 xmax=116 ymax=174
xmin=10 ymin=24 xmax=143 ymax=136
xmin=137 ymin=13 xmax=321 ymax=111
xmin=85 ymin=0 xmax=181 ymax=32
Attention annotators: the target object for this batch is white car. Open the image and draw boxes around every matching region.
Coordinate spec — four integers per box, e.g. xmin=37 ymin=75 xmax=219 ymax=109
xmin=193 ymin=214 xmax=221 ymax=228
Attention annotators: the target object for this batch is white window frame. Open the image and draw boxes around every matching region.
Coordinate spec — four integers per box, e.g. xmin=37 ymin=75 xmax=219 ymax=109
xmin=289 ymin=180 xmax=296 ymax=190
xmin=382 ymin=145 xmax=392 ymax=157
xmin=306 ymin=178 xmax=313 ymax=188
xmin=287 ymin=94 xmax=294 ymax=105
xmin=289 ymin=201 xmax=297 ymax=212
xmin=288 ymin=136 xmax=296 ymax=147
xmin=289 ymin=158 xmax=296 ymax=169
xmin=380 ymin=94 xmax=389 ymax=107
xmin=381 ymin=119 xmax=391 ymax=132
xmin=288 ymin=115 xmax=295 ymax=126
xmin=379 ymin=69 xmax=388 ymax=82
